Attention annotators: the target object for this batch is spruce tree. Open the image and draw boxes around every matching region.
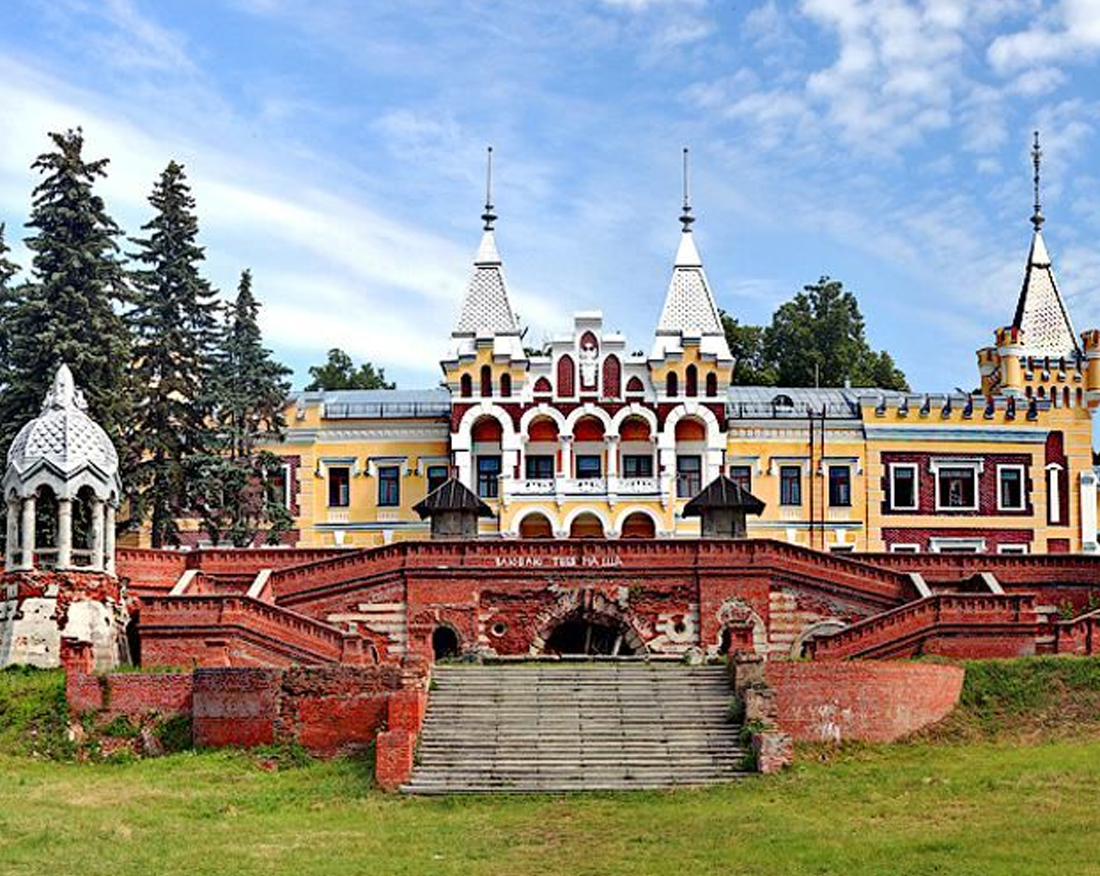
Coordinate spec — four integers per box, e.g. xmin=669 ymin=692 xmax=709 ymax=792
xmin=191 ymin=270 xmax=292 ymax=546
xmin=0 ymin=129 xmax=132 ymax=453
xmin=0 ymin=223 xmax=21 ymax=379
xmin=128 ymin=161 xmax=221 ymax=546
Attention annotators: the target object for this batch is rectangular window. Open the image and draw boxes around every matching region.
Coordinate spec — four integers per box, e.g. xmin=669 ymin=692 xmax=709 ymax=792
xmin=269 ymin=463 xmax=291 ymax=510
xmin=828 ymin=465 xmax=851 ymax=507
xmin=576 ymin=454 xmax=602 ymax=479
xmin=676 ymin=455 xmax=702 ymax=498
xmin=622 ymin=455 xmax=653 ymax=478
xmin=426 ymin=465 xmax=449 ymax=495
xmin=889 ymin=464 xmax=918 ymax=511
xmin=526 ymin=455 xmax=555 ymax=480
xmin=728 ymin=464 xmax=752 ymax=494
xmin=779 ymin=465 xmax=802 ymax=506
xmin=377 ymin=465 xmax=400 ymax=507
xmin=327 ymin=466 xmax=350 ymax=508
xmin=889 ymin=543 xmax=920 ymax=554
xmin=477 ymin=456 xmax=501 ymax=499
xmin=937 ymin=466 xmax=977 ymax=510
xmin=998 ymin=544 xmax=1029 ymax=555
xmin=998 ymin=466 xmax=1025 ymax=511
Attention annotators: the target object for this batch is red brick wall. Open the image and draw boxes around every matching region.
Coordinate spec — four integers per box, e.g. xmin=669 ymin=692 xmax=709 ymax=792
xmin=192 ymin=668 xmax=283 ymax=748
xmin=881 ymin=527 xmax=1033 ymax=552
xmin=766 ymin=661 xmax=964 ymax=743
xmin=879 ymin=451 xmax=1032 ymax=517
xmin=191 ymin=662 xmax=427 ymax=755
xmin=66 ymin=671 xmax=194 ymax=721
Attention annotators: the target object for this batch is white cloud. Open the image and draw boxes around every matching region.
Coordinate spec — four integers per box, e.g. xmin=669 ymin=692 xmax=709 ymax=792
xmin=989 ymin=0 xmax=1100 ymax=73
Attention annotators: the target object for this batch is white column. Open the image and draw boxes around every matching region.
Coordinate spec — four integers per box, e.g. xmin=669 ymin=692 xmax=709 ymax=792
xmin=454 ymin=449 xmax=472 ymax=491
xmin=90 ymin=499 xmax=105 ymax=572
xmin=559 ymin=436 xmax=573 ymax=478
xmin=20 ymin=495 xmax=36 ymax=571
xmin=606 ymin=436 xmax=619 ymax=477
xmin=56 ymin=498 xmax=73 ymax=569
xmin=5 ymin=498 xmax=19 ymax=572
xmin=104 ymin=504 xmax=117 ymax=576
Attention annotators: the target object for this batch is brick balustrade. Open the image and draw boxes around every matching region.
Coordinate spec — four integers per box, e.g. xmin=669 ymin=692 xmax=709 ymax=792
xmin=807 ymin=593 xmax=1040 ymax=660
xmin=140 ymin=595 xmax=382 ymax=667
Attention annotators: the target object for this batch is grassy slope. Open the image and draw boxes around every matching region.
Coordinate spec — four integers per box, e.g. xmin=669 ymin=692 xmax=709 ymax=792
xmin=0 ymin=660 xmax=1098 ymax=876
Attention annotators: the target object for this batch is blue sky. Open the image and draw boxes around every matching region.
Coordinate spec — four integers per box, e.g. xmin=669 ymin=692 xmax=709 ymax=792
xmin=1 ymin=0 xmax=1099 ymax=392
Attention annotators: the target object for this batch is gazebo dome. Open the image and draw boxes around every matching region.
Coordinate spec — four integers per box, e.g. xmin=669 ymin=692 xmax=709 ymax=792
xmin=3 ymin=364 xmax=120 ymax=501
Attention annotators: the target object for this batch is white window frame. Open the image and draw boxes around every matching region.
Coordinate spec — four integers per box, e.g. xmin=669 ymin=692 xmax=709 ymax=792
xmin=929 ymin=537 xmax=987 ymax=554
xmin=1047 ymin=462 xmax=1064 ymax=524
xmin=997 ymin=544 xmax=1029 ymax=555
xmin=889 ymin=543 xmax=920 ymax=553
xmin=996 ymin=464 xmax=1027 ymax=512
xmin=932 ymin=460 xmax=981 ymax=512
xmin=887 ymin=463 xmax=920 ymax=511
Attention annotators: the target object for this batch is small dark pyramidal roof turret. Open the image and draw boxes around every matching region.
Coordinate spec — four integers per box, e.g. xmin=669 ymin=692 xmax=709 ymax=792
xmin=683 ymin=475 xmax=766 ymax=517
xmin=1011 ymin=130 xmax=1080 ymax=358
xmin=413 ymin=478 xmax=493 ymax=519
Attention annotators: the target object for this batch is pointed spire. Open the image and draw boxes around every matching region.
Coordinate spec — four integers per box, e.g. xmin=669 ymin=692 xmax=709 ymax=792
xmin=653 ymin=150 xmax=732 ymax=362
xmin=481 ymin=145 xmax=496 ymax=232
xmin=1010 ymin=130 xmax=1080 ymax=358
xmin=1031 ymin=130 xmax=1044 ymax=232
xmin=452 ymin=146 xmax=518 ymax=340
xmin=680 ymin=147 xmax=694 ymax=232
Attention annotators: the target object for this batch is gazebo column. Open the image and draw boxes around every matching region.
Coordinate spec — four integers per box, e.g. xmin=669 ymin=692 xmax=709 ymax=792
xmin=104 ymin=504 xmax=117 ymax=576
xmin=90 ymin=499 xmax=105 ymax=572
xmin=5 ymin=498 xmax=19 ymax=571
xmin=20 ymin=494 xmax=36 ymax=571
xmin=56 ymin=498 xmax=73 ymax=569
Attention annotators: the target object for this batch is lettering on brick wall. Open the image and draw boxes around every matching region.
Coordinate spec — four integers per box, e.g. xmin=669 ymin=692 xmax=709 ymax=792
xmin=494 ymin=554 xmax=623 ymax=569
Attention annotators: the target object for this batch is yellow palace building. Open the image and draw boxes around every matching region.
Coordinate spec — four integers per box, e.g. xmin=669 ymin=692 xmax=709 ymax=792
xmin=258 ymin=142 xmax=1099 ymax=556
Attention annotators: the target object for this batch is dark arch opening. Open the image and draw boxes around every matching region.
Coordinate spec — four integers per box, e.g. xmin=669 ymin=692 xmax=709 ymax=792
xmin=432 ymin=625 xmax=460 ymax=660
xmin=545 ymin=613 xmax=636 ymax=656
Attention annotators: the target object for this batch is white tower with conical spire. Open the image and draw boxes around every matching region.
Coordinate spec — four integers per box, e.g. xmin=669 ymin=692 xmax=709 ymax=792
xmin=651 ymin=149 xmax=733 ymax=365
xmin=447 ymin=146 xmax=526 ymax=363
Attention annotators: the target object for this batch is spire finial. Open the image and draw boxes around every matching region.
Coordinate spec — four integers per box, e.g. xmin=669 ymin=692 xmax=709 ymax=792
xmin=680 ymin=146 xmax=695 ymax=231
xmin=481 ymin=145 xmax=497 ymax=231
xmin=1031 ymin=130 xmax=1044 ymax=232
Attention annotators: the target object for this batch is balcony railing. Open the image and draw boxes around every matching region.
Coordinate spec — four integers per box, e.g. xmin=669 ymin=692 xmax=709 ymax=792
xmin=504 ymin=476 xmax=662 ymax=499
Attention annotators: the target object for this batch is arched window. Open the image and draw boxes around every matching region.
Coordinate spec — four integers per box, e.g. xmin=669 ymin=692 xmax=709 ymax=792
xmin=460 ymin=374 xmax=472 ymax=398
xmin=534 ymin=376 xmax=552 ymax=397
xmin=685 ymin=365 xmax=698 ymax=398
xmin=626 ymin=376 xmax=645 ymax=396
xmin=772 ymin=393 xmax=794 ymax=410
xmin=557 ymin=355 xmax=575 ymax=397
xmin=480 ymin=365 xmax=492 ymax=398
xmin=666 ymin=372 xmax=678 ymax=398
xmin=500 ymin=373 xmax=512 ymax=398
xmin=705 ymin=372 xmax=718 ymax=398
xmin=602 ymin=355 xmax=621 ymax=398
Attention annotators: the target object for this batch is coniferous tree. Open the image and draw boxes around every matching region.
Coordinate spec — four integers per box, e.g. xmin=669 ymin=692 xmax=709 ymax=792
xmin=128 ymin=161 xmax=221 ymax=546
xmin=0 ymin=223 xmax=21 ymax=380
xmin=190 ymin=270 xmax=292 ymax=547
xmin=0 ymin=129 xmax=132 ymax=454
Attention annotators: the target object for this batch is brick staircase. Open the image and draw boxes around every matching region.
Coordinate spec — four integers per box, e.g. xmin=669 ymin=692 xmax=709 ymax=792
xmin=402 ymin=662 xmax=750 ymax=794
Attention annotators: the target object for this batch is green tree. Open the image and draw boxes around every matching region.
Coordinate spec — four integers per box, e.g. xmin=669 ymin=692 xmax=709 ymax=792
xmin=189 ymin=270 xmax=292 ymax=546
xmin=0 ymin=129 xmax=133 ymax=454
xmin=128 ymin=161 xmax=222 ymax=547
xmin=762 ymin=277 xmax=909 ymax=391
xmin=305 ymin=347 xmax=394 ymax=391
xmin=0 ymin=223 xmax=21 ymax=378
xmin=721 ymin=311 xmax=776 ymax=386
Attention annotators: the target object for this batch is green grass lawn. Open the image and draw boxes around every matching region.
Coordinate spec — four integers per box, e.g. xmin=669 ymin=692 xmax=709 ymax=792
xmin=1 ymin=660 xmax=1100 ymax=876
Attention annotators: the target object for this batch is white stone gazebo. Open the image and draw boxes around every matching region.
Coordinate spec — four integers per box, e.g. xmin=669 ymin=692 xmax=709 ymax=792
xmin=3 ymin=364 xmax=121 ymax=575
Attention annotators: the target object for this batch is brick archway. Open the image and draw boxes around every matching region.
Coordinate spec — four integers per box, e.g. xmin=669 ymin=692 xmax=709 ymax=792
xmin=530 ymin=589 xmax=648 ymax=656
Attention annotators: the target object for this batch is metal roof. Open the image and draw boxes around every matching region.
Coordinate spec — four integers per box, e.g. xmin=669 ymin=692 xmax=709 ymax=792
xmin=290 ymin=388 xmax=451 ymax=420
